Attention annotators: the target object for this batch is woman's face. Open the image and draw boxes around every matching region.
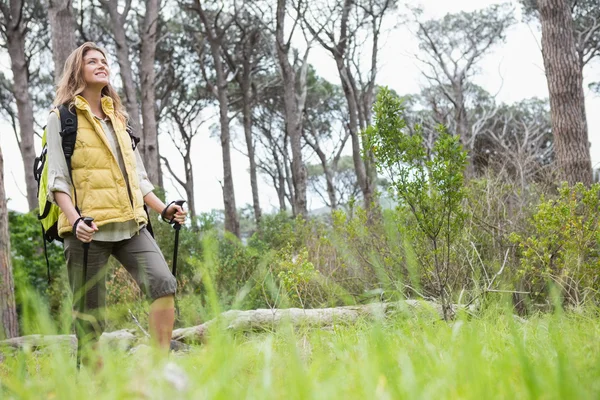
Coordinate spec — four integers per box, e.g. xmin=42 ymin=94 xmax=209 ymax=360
xmin=81 ymin=49 xmax=110 ymax=89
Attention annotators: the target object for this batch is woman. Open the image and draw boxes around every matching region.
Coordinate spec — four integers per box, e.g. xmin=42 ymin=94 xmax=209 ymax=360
xmin=47 ymin=42 xmax=185 ymax=364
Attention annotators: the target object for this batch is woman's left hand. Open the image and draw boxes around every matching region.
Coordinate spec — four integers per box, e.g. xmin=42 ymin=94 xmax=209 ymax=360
xmin=165 ymin=203 xmax=187 ymax=225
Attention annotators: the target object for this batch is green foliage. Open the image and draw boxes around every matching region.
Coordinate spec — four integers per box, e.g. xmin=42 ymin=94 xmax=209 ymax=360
xmin=9 ymin=211 xmax=63 ymax=290
xmin=215 ymin=233 xmax=263 ymax=309
xmin=8 ymin=210 xmax=70 ymax=327
xmin=364 ymin=87 xmax=467 ymax=314
xmin=248 ymin=212 xmax=302 ymax=253
xmin=274 ymin=246 xmax=317 ymax=308
xmin=510 ymin=183 xmax=600 ymax=305
xmin=417 ymin=3 xmax=516 ymax=63
xmin=330 ymin=206 xmax=405 ymax=300
xmin=2 ymin=309 xmax=600 ymax=399
xmin=365 ymin=88 xmax=467 ymax=242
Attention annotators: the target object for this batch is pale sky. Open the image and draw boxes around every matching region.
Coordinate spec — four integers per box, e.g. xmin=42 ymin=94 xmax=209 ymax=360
xmin=1 ymin=0 xmax=599 ymax=214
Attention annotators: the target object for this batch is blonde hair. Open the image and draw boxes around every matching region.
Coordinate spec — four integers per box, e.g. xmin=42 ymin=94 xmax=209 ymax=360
xmin=54 ymin=42 xmax=128 ymax=123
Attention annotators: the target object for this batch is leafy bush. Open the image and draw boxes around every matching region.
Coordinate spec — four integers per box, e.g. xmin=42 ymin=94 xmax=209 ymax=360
xmin=9 ymin=210 xmax=70 ymax=328
xmin=215 ymin=233 xmax=263 ymax=309
xmin=510 ymin=183 xmax=600 ymax=306
xmin=328 ymin=207 xmax=404 ymax=300
xmin=364 ymin=87 xmax=467 ymax=318
xmin=248 ymin=212 xmax=302 ymax=253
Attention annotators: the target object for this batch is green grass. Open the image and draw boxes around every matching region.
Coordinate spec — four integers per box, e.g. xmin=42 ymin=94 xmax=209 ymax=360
xmin=1 ymin=306 xmax=600 ymax=399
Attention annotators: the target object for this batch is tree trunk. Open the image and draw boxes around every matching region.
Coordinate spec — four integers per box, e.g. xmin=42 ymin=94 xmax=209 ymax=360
xmin=242 ymin=84 xmax=262 ymax=225
xmin=277 ymin=174 xmax=287 ymax=212
xmin=283 ymin=132 xmax=296 ymax=215
xmin=454 ymin=86 xmax=474 ymax=178
xmin=577 ymin=57 xmax=590 ymax=176
xmin=307 ymin=138 xmax=337 ymax=210
xmin=101 ymin=0 xmax=142 ymax=136
xmin=324 ymin=0 xmax=376 ymax=210
xmin=217 ymin=95 xmax=240 ymax=237
xmin=212 ymin=53 xmax=240 ymax=237
xmin=5 ymin=10 xmax=37 ymax=211
xmin=271 ymin=142 xmax=287 ymax=212
xmin=184 ymin=155 xmax=197 ymax=231
xmin=276 ymin=0 xmax=307 ymax=217
xmin=538 ymin=0 xmax=592 ymax=186
xmin=139 ymin=0 xmax=162 ymax=188
xmin=323 ymin=166 xmax=337 ymax=211
xmin=162 ymin=140 xmax=197 ymax=231
xmin=0 ymin=146 xmax=19 ymax=339
xmin=337 ymin=59 xmax=372 ymax=209
xmin=48 ymin=0 xmax=77 ymax=82
xmin=194 ymin=1 xmax=239 ymax=237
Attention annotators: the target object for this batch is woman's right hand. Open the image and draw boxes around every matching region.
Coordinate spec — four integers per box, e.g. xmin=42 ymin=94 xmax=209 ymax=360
xmin=74 ymin=219 xmax=98 ymax=243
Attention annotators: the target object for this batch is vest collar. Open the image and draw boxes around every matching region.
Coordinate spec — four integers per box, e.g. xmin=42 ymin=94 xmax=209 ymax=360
xmin=73 ymin=95 xmax=115 ymax=117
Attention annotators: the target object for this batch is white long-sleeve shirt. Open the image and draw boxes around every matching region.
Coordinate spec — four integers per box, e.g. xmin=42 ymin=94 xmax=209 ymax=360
xmin=46 ymin=111 xmax=154 ymax=241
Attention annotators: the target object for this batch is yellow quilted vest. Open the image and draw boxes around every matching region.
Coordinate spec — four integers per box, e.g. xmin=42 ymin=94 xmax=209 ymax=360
xmin=57 ymin=95 xmax=148 ymax=237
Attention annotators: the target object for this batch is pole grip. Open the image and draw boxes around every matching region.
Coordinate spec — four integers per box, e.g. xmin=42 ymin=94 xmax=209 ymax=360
xmin=173 ymin=200 xmax=186 ymax=231
xmin=81 ymin=217 xmax=94 ymax=249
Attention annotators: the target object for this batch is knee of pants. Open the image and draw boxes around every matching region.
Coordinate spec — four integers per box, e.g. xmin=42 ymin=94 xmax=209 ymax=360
xmin=150 ymin=274 xmax=177 ymax=301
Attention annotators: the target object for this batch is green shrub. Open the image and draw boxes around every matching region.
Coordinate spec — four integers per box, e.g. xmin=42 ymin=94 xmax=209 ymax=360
xmin=9 ymin=210 xmax=70 ymax=331
xmin=248 ymin=212 xmax=301 ymax=253
xmin=510 ymin=183 xmax=600 ymax=306
xmin=215 ymin=233 xmax=263 ymax=309
xmin=364 ymin=87 xmax=468 ymax=318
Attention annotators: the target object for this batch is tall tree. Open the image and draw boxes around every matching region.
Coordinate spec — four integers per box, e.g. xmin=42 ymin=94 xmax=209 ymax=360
xmin=478 ymin=98 xmax=554 ymax=186
xmin=161 ymin=97 xmax=205 ymax=231
xmin=300 ymin=0 xmax=395 ymax=209
xmin=306 ymin=156 xmax=360 ymax=210
xmin=48 ymin=0 xmax=76 ymax=80
xmin=155 ymin=15 xmax=205 ymax=230
xmin=253 ymin=85 xmax=291 ymax=212
xmin=403 ymin=84 xmax=553 ymax=185
xmin=0 ymin=145 xmax=18 ymax=339
xmin=524 ymin=0 xmax=594 ymax=185
xmin=522 ymin=0 xmax=600 ymax=68
xmin=302 ymin=69 xmax=350 ymax=210
xmin=98 ymin=0 xmax=142 ymax=137
xmin=275 ymin=0 xmax=309 ymax=217
xmin=192 ymin=0 xmax=240 ymax=237
xmin=223 ymin=8 xmax=271 ymax=225
xmin=157 ymin=19 xmax=210 ymax=231
xmin=415 ymin=4 xmax=515 ymax=176
xmin=404 ymin=84 xmax=498 ymax=165
xmin=0 ymin=0 xmax=41 ymax=211
xmin=139 ymin=0 xmax=163 ymax=188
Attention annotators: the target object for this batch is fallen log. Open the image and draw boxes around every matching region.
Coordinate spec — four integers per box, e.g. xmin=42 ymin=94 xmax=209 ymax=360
xmin=0 ymin=329 xmax=136 ymax=353
xmin=171 ymin=300 xmax=446 ymax=343
xmin=0 ymin=300 xmax=454 ymax=351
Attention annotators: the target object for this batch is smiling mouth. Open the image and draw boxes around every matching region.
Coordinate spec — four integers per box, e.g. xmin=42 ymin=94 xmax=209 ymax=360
xmin=95 ymin=72 xmax=107 ymax=77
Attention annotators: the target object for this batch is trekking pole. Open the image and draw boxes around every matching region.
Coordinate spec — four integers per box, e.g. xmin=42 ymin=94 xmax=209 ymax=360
xmin=171 ymin=200 xmax=186 ymax=278
xmin=171 ymin=200 xmax=185 ymax=316
xmin=76 ymin=217 xmax=94 ymax=369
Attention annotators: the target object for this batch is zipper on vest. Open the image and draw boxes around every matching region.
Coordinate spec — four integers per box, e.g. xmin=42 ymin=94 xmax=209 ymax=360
xmin=87 ymin=110 xmax=137 ymax=218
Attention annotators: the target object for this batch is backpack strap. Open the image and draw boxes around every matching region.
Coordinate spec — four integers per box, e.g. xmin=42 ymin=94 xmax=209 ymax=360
xmin=126 ymin=124 xmax=141 ymax=150
xmin=36 ymin=146 xmax=52 ymax=220
xmin=58 ymin=104 xmax=77 ymax=171
xmin=125 ymin=125 xmax=154 ymax=237
xmin=57 ymin=104 xmax=80 ymax=214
